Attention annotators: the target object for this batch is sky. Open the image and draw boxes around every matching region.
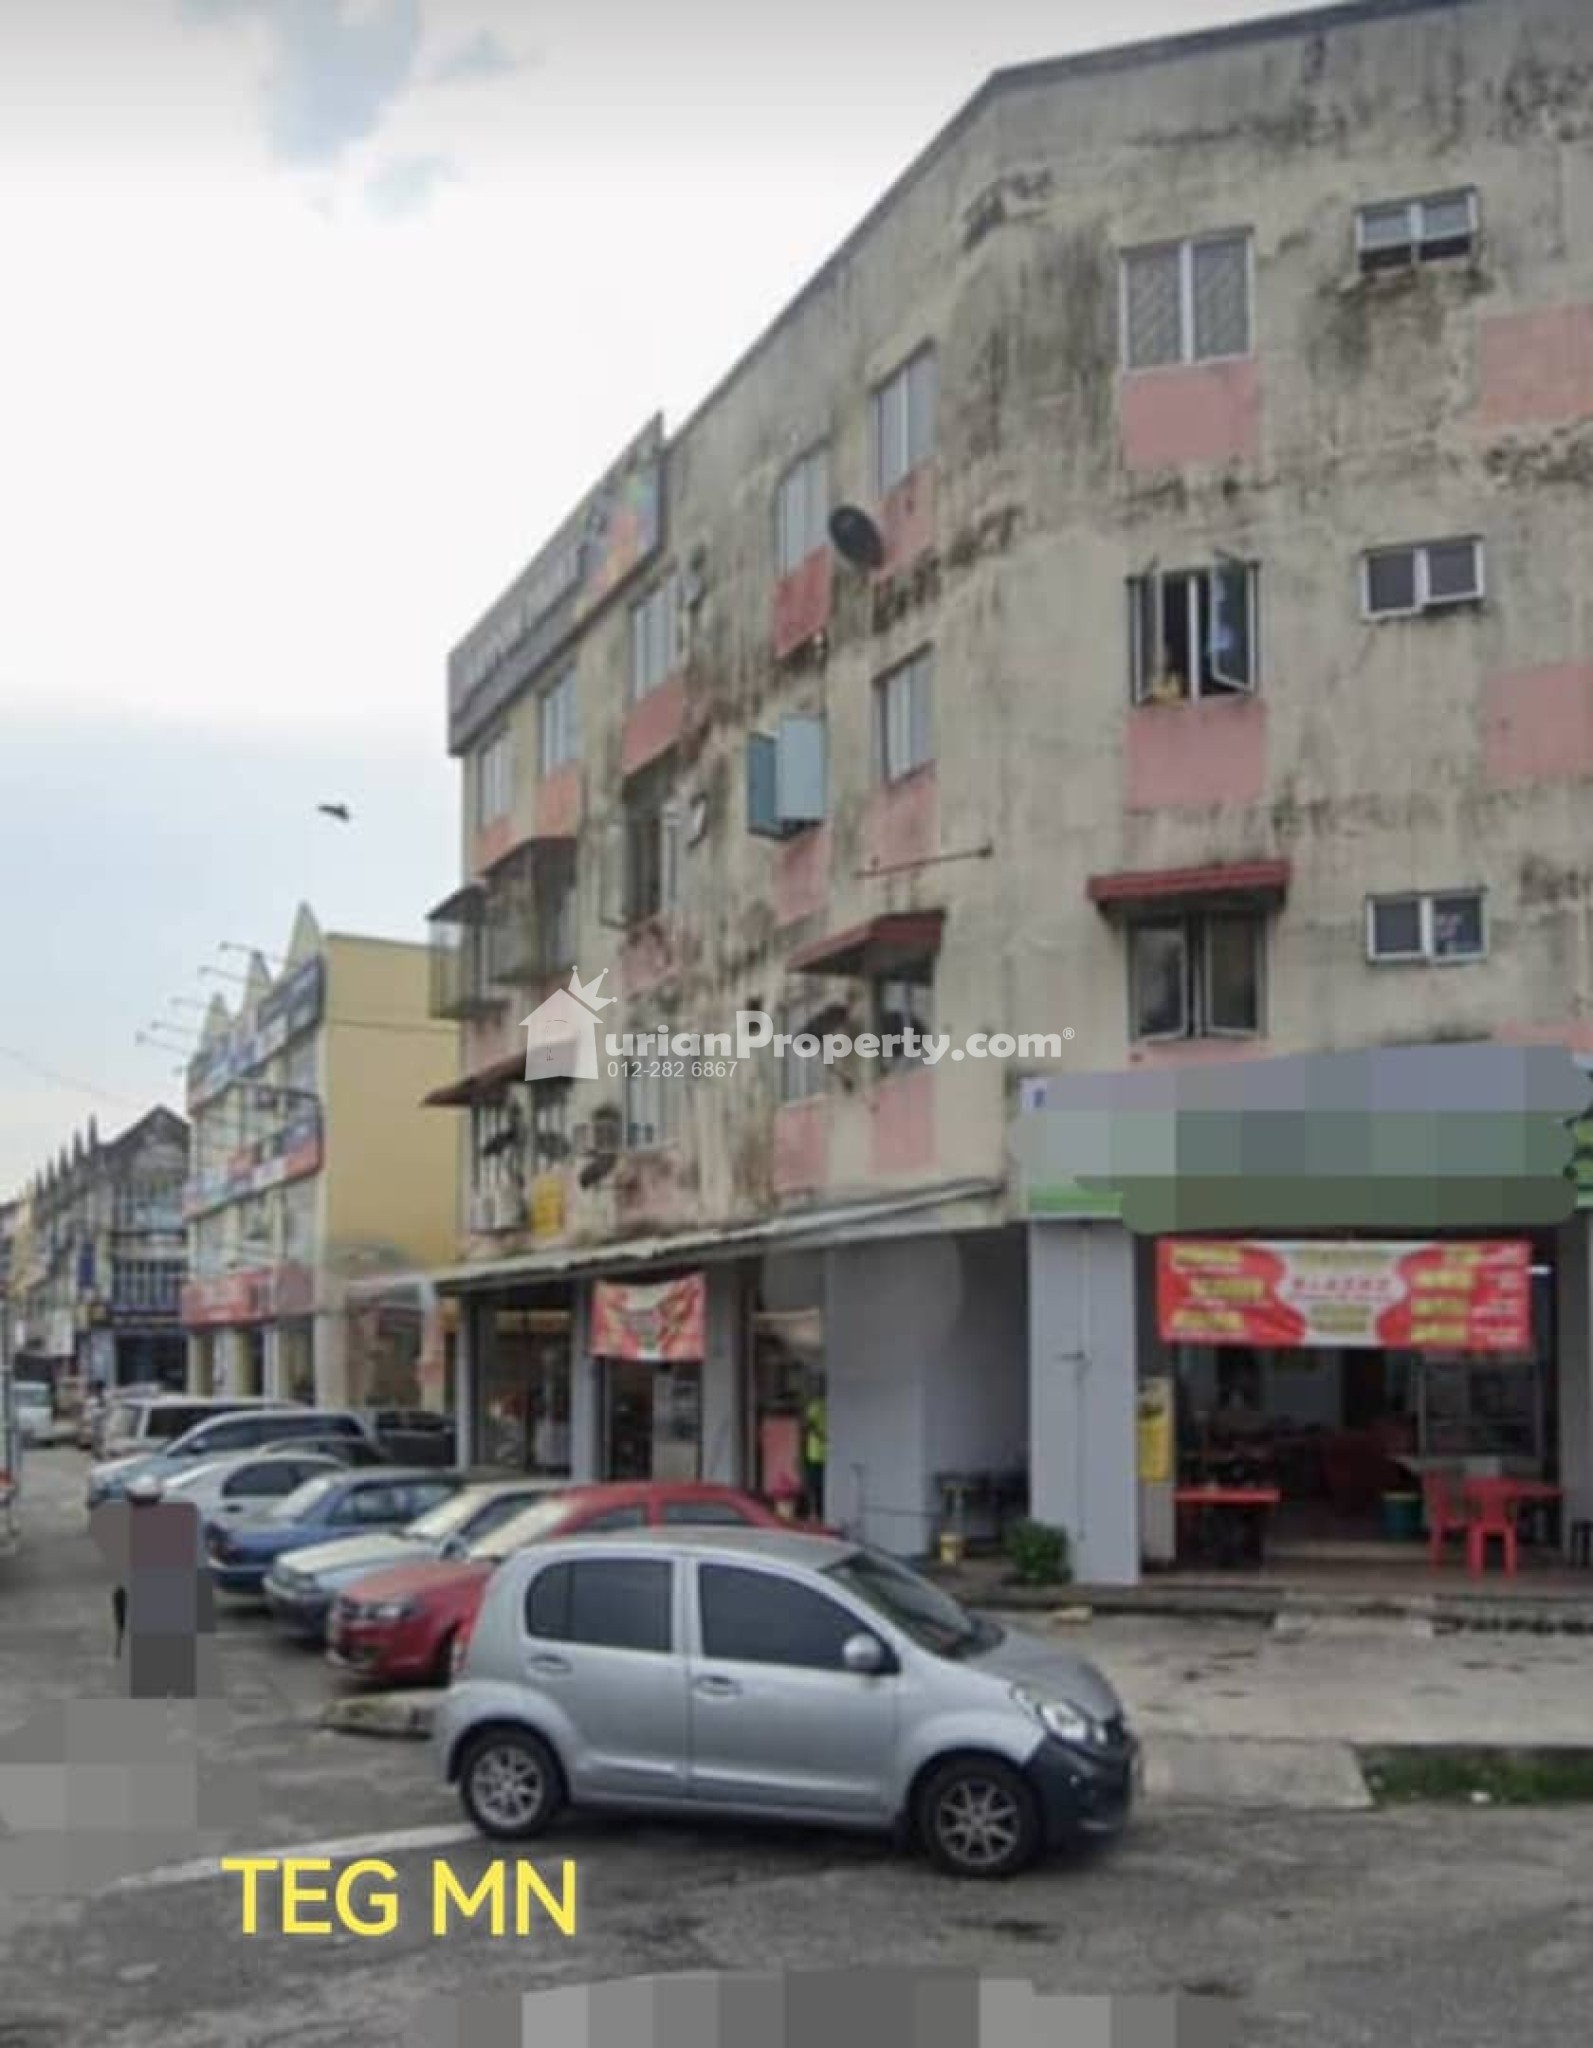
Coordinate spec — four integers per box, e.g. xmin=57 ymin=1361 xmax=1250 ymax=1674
xmin=0 ymin=0 xmax=1324 ymax=1199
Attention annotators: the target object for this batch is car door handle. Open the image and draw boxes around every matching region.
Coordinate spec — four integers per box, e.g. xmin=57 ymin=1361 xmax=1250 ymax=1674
xmin=693 ymin=1675 xmax=740 ymax=1698
xmin=527 ymin=1653 xmax=571 ymax=1676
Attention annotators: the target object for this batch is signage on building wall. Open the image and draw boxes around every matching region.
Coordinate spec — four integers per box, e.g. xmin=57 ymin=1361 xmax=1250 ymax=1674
xmin=187 ymin=958 xmax=326 ymax=1112
xmin=447 ymin=417 xmax=665 ymax=756
xmin=184 ymin=1112 xmax=322 ymax=1220
xmin=590 ymin=1271 xmax=706 ymax=1362
xmin=1136 ymin=1378 xmax=1173 ymax=1483
xmin=1156 ymin=1238 xmax=1533 ymax=1354
xmin=530 ymin=1175 xmax=566 ymax=1240
xmin=180 ymin=1270 xmax=274 ymax=1328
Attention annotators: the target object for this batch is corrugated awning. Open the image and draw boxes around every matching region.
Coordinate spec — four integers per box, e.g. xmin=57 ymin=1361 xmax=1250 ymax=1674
xmin=426 ymin=1177 xmax=1005 ymax=1294
xmin=787 ymin=910 xmax=945 ymax=978
xmin=1086 ymin=859 xmax=1291 ymax=915
xmin=423 ymin=1051 xmax=523 ymax=1107
xmin=426 ymin=881 xmax=486 ymax=924
xmin=477 ymin=828 xmax=575 ymax=882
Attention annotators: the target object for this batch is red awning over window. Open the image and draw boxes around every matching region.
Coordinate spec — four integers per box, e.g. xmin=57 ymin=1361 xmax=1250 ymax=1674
xmin=423 ymin=1052 xmax=524 ymax=1108
xmin=1086 ymin=859 xmax=1290 ymax=915
xmin=787 ymin=910 xmax=945 ymax=978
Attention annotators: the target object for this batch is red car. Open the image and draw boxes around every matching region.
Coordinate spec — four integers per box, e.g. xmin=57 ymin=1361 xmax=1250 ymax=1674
xmin=326 ymin=1480 xmax=822 ymax=1687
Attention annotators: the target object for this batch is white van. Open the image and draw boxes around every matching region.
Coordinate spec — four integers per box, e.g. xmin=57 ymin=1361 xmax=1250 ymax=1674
xmin=98 ymin=1393 xmax=294 ymax=1463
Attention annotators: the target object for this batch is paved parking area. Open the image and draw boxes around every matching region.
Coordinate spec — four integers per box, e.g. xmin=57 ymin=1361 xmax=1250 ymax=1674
xmin=3 ymin=1449 xmax=1592 ymax=2047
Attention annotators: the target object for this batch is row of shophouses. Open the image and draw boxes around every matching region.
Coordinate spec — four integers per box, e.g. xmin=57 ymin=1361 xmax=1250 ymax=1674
xmin=11 ymin=0 xmax=1593 ymax=1585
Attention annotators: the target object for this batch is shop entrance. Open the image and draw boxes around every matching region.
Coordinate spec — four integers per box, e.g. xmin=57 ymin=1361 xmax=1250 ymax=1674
xmin=603 ymin=1359 xmax=702 ymax=1482
xmin=1146 ymin=1234 xmax=1562 ymax=1568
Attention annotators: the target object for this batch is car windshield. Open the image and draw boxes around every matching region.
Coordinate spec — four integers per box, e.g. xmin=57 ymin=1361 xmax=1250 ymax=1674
xmin=268 ymin=1473 xmax=342 ymax=1522
xmin=825 ymin=1545 xmax=1001 ymax=1659
xmin=470 ymin=1494 xmax=571 ymax=1559
xmin=406 ymin=1490 xmax=496 ymax=1543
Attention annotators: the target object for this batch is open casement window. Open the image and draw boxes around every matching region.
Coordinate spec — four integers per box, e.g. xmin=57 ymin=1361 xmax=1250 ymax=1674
xmin=775 ymin=448 xmax=830 ymax=578
xmin=601 ymin=775 xmax=684 ymax=927
xmin=474 ymin=727 xmax=513 ymax=828
xmin=1128 ymin=912 xmax=1262 ymax=1041
xmin=778 ymin=998 xmax=833 ymax=1102
xmin=872 ymin=958 xmax=936 ymax=1069
xmin=1130 ymin=559 xmax=1257 ymax=703
xmin=470 ymin=1094 xmax=525 ymax=1201
xmin=628 ymin=575 xmax=681 ymax=704
xmin=622 ymin=1065 xmax=678 ymax=1150
xmin=747 ymin=715 xmax=828 ymax=837
xmin=873 ymin=346 xmax=937 ymax=498
xmin=538 ymin=666 xmax=580 ymax=778
xmin=873 ymin=650 xmax=935 ymax=781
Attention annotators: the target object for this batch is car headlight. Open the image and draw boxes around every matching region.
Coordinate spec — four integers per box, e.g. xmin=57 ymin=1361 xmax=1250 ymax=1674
xmin=1011 ymin=1684 xmax=1103 ymax=1747
xmin=365 ymin=1600 xmax=415 ymax=1623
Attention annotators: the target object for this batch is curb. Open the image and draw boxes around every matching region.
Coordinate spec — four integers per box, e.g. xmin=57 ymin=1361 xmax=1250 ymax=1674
xmin=932 ymin=1576 xmax=1593 ymax=1634
xmin=321 ymin=1692 xmax=439 ymax=1740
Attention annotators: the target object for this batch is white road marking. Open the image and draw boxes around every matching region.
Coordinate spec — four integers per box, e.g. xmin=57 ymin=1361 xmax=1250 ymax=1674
xmin=106 ymin=1821 xmax=479 ymax=1893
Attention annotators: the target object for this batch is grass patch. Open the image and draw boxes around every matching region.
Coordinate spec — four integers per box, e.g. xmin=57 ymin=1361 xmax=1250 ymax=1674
xmin=1360 ymin=1745 xmax=1593 ymax=1806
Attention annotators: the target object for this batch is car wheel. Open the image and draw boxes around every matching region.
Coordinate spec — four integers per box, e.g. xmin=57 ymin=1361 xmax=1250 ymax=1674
xmin=914 ymin=1756 xmax=1041 ymax=1879
xmin=458 ymin=1728 xmax=564 ymax=1842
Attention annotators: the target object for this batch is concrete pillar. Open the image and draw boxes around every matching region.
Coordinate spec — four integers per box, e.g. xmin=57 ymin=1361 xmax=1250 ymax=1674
xmin=569 ymin=1283 xmax=601 ymax=1482
xmin=313 ymin=1310 xmax=348 ymax=1407
xmin=185 ymin=1335 xmax=208 ymax=1395
xmin=1555 ymin=1215 xmax=1593 ymax=1542
xmin=1027 ymin=1220 xmax=1141 ymax=1587
xmin=261 ymin=1324 xmax=283 ymax=1402
xmin=700 ymin=1264 xmax=745 ymax=1486
xmin=452 ymin=1301 xmax=475 ymax=1467
xmin=213 ymin=1329 xmax=249 ymax=1396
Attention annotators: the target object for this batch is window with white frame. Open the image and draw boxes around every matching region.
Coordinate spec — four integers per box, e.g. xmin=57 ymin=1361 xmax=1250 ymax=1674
xmin=1122 ymin=232 xmax=1252 ymax=369
xmin=622 ymin=1066 xmax=678 ymax=1150
xmin=873 ymin=347 xmax=936 ymax=497
xmin=775 ymin=446 xmax=829 ymax=577
xmin=111 ymin=1259 xmax=184 ymax=1311
xmin=873 ymin=648 xmax=935 ymax=782
xmin=629 ymin=575 xmax=680 ymax=703
xmin=1130 ymin=560 xmax=1257 ymax=702
xmin=471 ymin=1094 xmax=523 ymax=1198
xmin=872 ymin=959 xmax=936 ymax=1069
xmin=1366 ymin=890 xmax=1485 ymax=964
xmin=1362 ymin=539 xmax=1483 ymax=618
xmin=474 ymin=728 xmax=513 ymax=827
xmin=538 ymin=665 xmax=580 ymax=777
xmin=1357 ymin=189 xmax=1478 ymax=272
xmin=1129 ymin=912 xmax=1263 ymax=1041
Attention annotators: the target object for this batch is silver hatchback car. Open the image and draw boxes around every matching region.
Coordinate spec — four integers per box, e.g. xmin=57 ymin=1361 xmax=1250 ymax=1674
xmin=434 ymin=1527 xmax=1139 ymax=1879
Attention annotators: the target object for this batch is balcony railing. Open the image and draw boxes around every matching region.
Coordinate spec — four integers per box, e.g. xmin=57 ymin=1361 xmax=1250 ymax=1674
xmin=428 ymin=921 xmax=506 ymax=1021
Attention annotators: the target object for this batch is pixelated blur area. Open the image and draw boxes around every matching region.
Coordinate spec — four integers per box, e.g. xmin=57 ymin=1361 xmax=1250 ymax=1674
xmin=408 ymin=1972 xmax=1238 ymax=2048
xmin=1010 ymin=1043 xmax=1593 ymax=1233
xmin=88 ymin=1493 xmax=221 ymax=1700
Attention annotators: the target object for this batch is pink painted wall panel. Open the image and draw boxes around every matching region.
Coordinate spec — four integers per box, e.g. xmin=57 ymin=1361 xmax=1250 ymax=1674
xmin=878 ymin=465 xmax=936 ymax=573
xmin=471 ymin=817 xmax=514 ymax=876
xmin=775 ymin=825 xmax=831 ymax=928
xmin=621 ymin=672 xmax=686 ymax=779
xmin=773 ymin=1097 xmax=830 ymax=1194
xmin=1494 ymin=1022 xmax=1593 ymax=1055
xmin=1120 ymin=358 xmax=1261 ymax=473
xmin=1127 ymin=1037 xmax=1263 ymax=1070
xmin=1125 ymin=699 xmax=1267 ymax=811
xmin=1481 ymin=665 xmax=1593 ymax=788
xmin=1477 ymin=306 xmax=1593 ymax=428
xmin=862 ymin=767 xmax=938 ymax=873
xmin=772 ymin=550 xmax=833 ymax=659
xmin=534 ymin=762 xmax=583 ymax=839
xmin=870 ymin=1067 xmax=935 ymax=1176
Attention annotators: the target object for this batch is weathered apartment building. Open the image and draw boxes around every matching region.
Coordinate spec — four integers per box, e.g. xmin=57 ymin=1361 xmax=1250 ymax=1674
xmin=182 ymin=906 xmax=457 ymax=1409
xmin=8 ymin=1109 xmax=190 ymax=1392
xmin=423 ymin=0 xmax=1593 ymax=1576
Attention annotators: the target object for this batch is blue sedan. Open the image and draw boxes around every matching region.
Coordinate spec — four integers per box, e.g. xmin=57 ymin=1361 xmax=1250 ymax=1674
xmin=203 ymin=1468 xmax=463 ymax=1595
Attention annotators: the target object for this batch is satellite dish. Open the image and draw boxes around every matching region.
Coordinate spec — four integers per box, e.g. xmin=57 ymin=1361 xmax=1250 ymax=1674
xmin=828 ymin=504 xmax=886 ymax=571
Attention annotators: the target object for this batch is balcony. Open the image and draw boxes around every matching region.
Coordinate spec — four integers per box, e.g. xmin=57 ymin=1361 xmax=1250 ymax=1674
xmin=427 ymin=884 xmax=506 ymax=1021
xmin=484 ymin=845 xmax=578 ymax=990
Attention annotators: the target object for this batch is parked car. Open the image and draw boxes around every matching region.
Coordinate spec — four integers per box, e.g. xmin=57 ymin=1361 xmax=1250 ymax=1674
xmin=203 ymin=1467 xmax=465 ymax=1595
xmin=262 ymin=1478 xmax=568 ymax=1642
xmin=152 ymin=1448 xmax=352 ymax=1519
xmin=260 ymin=1433 xmax=390 ymax=1468
xmin=328 ymin=1480 xmax=812 ymax=1688
xmin=78 ymin=1380 xmax=162 ymax=1454
xmin=361 ymin=1409 xmax=456 ymax=1467
xmin=436 ymin=1526 xmax=1138 ymax=1879
xmin=87 ymin=1407 xmax=375 ymax=1506
xmin=96 ymin=1392 xmax=293 ymax=1463
xmin=15 ymin=1381 xmax=53 ymax=1445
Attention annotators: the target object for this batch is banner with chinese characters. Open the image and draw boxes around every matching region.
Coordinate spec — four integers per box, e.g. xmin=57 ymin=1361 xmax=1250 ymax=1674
xmin=590 ymin=1272 xmax=706 ymax=1362
xmin=1156 ymin=1239 xmax=1533 ymax=1354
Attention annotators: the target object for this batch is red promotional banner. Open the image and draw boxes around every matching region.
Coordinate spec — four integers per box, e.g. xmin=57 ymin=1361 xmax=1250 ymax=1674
xmin=590 ymin=1272 xmax=706 ymax=1362
xmin=1156 ymin=1239 xmax=1533 ymax=1354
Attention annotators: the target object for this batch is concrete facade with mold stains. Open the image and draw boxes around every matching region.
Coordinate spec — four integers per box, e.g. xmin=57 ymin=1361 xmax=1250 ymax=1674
xmin=430 ymin=0 xmax=1593 ymax=1572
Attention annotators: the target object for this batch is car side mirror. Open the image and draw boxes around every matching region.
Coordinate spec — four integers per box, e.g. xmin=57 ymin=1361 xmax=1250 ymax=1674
xmin=842 ymin=1632 xmax=886 ymax=1676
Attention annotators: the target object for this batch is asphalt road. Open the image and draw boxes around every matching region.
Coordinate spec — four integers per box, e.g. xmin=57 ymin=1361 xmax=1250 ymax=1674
xmin=2 ymin=1448 xmax=1591 ymax=2048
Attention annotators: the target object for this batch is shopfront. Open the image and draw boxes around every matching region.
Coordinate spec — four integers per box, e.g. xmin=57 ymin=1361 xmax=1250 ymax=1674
xmin=1148 ymin=1233 xmax=1558 ymax=1559
xmin=750 ymin=1302 xmax=825 ymax=1513
xmin=591 ymin=1271 xmax=707 ymax=1483
xmin=477 ymin=1306 xmax=572 ymax=1473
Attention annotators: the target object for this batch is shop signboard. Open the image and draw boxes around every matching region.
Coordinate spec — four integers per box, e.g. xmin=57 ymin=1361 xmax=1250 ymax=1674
xmin=1136 ymin=1378 xmax=1173 ymax=1482
xmin=590 ymin=1272 xmax=705 ymax=1363
xmin=1156 ymin=1238 xmax=1532 ymax=1354
xmin=530 ymin=1175 xmax=566 ymax=1240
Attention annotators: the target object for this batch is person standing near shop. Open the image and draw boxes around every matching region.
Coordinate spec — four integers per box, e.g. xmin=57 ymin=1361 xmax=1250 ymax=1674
xmin=90 ymin=1474 xmax=218 ymax=1697
xmin=803 ymin=1384 xmax=827 ymax=1520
